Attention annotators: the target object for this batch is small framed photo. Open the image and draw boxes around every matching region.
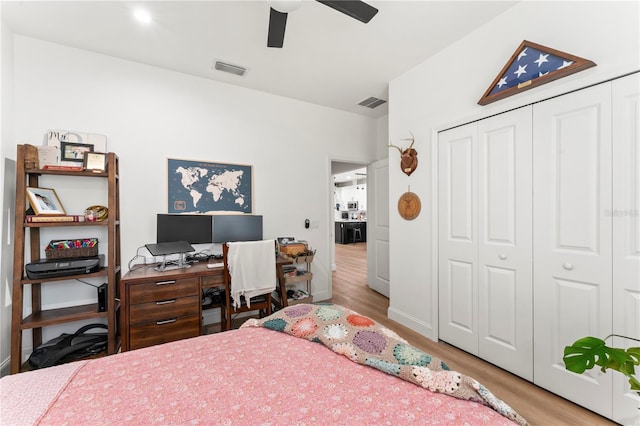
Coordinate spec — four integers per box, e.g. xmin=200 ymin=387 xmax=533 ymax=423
xmin=84 ymin=152 xmax=107 ymax=172
xmin=26 ymin=187 xmax=66 ymax=215
xmin=60 ymin=141 xmax=93 ymax=163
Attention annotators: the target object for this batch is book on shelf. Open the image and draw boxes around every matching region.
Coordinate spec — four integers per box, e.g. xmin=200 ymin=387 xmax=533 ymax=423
xmin=26 ymin=215 xmax=86 ymax=223
xmin=42 ymin=165 xmax=84 ymax=171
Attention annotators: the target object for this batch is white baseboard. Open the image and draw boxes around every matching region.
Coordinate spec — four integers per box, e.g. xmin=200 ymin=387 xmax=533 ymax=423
xmin=387 ymin=306 xmax=437 ymax=341
xmin=0 ymin=356 xmax=10 ymax=377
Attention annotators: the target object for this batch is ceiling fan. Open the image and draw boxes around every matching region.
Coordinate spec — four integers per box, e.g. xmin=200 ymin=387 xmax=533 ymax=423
xmin=267 ymin=0 xmax=379 ymax=48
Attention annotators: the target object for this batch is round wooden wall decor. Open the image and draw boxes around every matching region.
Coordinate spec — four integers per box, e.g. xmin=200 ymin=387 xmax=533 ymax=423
xmin=398 ymin=191 xmax=421 ymax=220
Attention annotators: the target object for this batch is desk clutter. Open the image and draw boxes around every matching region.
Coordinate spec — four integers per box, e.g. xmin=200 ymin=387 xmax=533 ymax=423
xmin=277 ymin=237 xmax=316 ymax=261
xmin=46 ymin=238 xmax=98 ymax=259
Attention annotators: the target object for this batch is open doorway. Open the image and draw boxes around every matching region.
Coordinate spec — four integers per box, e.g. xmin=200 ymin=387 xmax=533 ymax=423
xmin=330 ymin=161 xmax=369 ymax=296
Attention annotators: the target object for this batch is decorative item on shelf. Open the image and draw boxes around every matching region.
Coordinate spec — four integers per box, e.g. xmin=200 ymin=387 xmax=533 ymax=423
xmin=26 ymin=187 xmax=66 ymax=215
xmin=61 ymin=141 xmax=93 ymax=163
xmin=398 ymin=186 xmax=421 ymax=220
xmin=42 ymin=165 xmax=83 ymax=171
xmin=26 ymin=215 xmax=85 ymax=223
xmin=478 ymin=40 xmax=596 ymax=106
xmin=45 ymin=238 xmax=99 ymax=259
xmin=86 ymin=205 xmax=108 ymax=221
xmin=84 ymin=152 xmax=108 ymax=172
xmin=47 ymin=129 xmax=107 ymax=167
xmin=388 ymin=131 xmax=418 ymax=176
xmin=37 ymin=145 xmax=59 ymax=168
xmin=23 ymin=144 xmax=40 ymax=169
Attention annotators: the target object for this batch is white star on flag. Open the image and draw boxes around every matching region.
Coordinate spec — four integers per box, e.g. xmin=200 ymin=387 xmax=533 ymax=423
xmin=517 ymin=48 xmax=528 ymax=61
xmin=534 ymin=53 xmax=549 ymax=67
xmin=558 ymin=60 xmax=574 ymax=69
xmin=514 ymin=65 xmax=527 ymax=78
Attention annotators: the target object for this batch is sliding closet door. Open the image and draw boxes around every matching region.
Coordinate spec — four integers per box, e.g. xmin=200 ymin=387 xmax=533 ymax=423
xmin=533 ymin=82 xmax=613 ymax=417
xmin=477 ymin=108 xmax=533 ymax=380
xmin=438 ymin=124 xmax=478 ymax=354
xmin=612 ymin=72 xmax=640 ymax=425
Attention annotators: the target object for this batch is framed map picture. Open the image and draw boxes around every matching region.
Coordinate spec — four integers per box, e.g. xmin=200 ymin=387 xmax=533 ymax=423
xmin=167 ymin=158 xmax=253 ymax=214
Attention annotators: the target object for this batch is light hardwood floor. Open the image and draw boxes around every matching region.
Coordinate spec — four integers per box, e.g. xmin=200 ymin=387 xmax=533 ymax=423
xmin=331 ymin=242 xmax=616 ymax=426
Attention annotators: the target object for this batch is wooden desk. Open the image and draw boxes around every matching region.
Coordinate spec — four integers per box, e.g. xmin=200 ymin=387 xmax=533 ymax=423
xmin=120 ymin=262 xmax=224 ymax=351
xmin=120 ymin=257 xmax=293 ymax=351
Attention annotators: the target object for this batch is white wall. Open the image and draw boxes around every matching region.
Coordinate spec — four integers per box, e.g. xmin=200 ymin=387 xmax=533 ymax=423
xmin=2 ymin=34 xmax=379 ymax=362
xmin=0 ymin=11 xmax=16 ymax=377
xmin=387 ymin=1 xmax=640 ymax=339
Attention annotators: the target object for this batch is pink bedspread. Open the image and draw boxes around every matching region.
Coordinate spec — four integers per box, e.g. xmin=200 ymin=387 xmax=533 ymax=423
xmin=1 ymin=327 xmax=518 ymax=425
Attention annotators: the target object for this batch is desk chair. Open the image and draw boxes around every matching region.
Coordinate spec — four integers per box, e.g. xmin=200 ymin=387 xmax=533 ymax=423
xmin=222 ymin=241 xmax=275 ymax=331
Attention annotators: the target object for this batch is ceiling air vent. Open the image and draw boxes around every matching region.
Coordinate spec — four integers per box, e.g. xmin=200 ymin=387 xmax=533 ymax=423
xmin=213 ymin=61 xmax=247 ymax=77
xmin=358 ymin=96 xmax=387 ymax=109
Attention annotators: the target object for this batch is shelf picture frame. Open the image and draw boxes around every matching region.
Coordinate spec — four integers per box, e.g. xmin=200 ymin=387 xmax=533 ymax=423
xmin=26 ymin=186 xmax=66 ymax=215
xmin=60 ymin=141 xmax=94 ymax=163
xmin=84 ymin=151 xmax=107 ymax=172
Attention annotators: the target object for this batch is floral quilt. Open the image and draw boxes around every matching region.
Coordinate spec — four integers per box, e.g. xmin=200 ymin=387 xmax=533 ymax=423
xmin=242 ymin=303 xmax=528 ymax=426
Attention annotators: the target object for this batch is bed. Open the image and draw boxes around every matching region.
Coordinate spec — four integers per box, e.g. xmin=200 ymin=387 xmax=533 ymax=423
xmin=1 ymin=303 xmax=528 ymax=425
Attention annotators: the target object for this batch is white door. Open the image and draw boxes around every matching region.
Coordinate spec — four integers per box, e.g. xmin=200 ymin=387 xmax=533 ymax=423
xmin=533 ymin=82 xmax=613 ymax=418
xmin=438 ymin=123 xmax=479 ymax=354
xmin=367 ymin=159 xmax=390 ymax=297
xmin=438 ymin=107 xmax=533 ymax=377
xmin=477 ymin=107 xmax=533 ymax=380
xmin=612 ymin=73 xmax=640 ymax=425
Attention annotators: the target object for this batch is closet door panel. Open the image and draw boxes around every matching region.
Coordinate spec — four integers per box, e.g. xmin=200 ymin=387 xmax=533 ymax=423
xmin=438 ymin=124 xmax=478 ymax=354
xmin=478 ymin=107 xmax=533 ymax=380
xmin=533 ymin=82 xmax=613 ymax=417
xmin=612 ymin=73 xmax=640 ymax=425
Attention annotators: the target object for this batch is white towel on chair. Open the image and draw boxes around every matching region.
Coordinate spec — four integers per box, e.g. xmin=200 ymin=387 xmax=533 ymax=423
xmin=227 ymin=240 xmax=276 ymax=309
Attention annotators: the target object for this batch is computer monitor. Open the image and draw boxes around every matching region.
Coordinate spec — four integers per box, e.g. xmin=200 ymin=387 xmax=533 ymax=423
xmin=212 ymin=215 xmax=263 ymax=243
xmin=157 ymin=214 xmax=213 ymax=244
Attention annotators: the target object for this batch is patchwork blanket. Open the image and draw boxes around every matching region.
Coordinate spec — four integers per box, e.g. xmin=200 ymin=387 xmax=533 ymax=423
xmin=242 ymin=303 xmax=528 ymax=426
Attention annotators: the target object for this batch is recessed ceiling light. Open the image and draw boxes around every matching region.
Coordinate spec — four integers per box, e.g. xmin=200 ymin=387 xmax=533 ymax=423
xmin=133 ymin=9 xmax=152 ymax=24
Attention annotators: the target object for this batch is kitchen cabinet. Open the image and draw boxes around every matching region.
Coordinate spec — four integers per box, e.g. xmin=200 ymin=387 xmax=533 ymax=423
xmin=335 ymin=221 xmax=366 ymax=244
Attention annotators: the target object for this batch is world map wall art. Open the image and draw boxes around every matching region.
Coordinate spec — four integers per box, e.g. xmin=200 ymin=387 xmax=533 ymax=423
xmin=167 ymin=158 xmax=253 ymax=214
xmin=478 ymin=40 xmax=596 ymax=106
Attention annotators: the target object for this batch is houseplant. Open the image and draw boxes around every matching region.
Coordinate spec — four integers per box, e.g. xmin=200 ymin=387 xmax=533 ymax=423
xmin=563 ymin=334 xmax=640 ymax=395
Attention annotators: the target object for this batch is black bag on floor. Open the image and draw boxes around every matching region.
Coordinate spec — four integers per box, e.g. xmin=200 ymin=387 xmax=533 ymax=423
xmin=28 ymin=323 xmax=108 ymax=369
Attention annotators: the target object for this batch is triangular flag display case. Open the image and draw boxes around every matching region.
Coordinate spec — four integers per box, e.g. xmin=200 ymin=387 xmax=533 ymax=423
xmin=478 ymin=40 xmax=596 ymax=106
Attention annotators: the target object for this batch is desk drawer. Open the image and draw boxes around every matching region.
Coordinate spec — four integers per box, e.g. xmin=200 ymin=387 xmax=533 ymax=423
xmin=129 ymin=314 xmax=200 ymax=350
xmin=129 ymin=277 xmax=198 ymax=304
xmin=200 ymin=273 xmax=224 ymax=287
xmin=130 ymin=295 xmax=200 ymax=324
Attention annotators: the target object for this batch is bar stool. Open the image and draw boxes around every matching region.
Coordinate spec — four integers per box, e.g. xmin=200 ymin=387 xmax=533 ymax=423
xmin=352 ymin=227 xmax=362 ymax=243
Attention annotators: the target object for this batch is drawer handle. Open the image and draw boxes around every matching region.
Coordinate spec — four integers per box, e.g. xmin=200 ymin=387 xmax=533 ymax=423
xmin=156 ymin=299 xmax=176 ymax=305
xmin=498 ymin=253 xmax=507 ymax=260
xmin=156 ymin=318 xmax=177 ymax=325
xmin=155 ymin=280 xmax=176 ymax=286
xmin=562 ymin=263 xmax=574 ymax=271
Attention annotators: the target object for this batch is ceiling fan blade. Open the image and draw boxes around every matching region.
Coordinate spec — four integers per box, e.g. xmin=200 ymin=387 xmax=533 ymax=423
xmin=316 ymin=0 xmax=378 ymax=23
xmin=267 ymin=8 xmax=288 ymax=48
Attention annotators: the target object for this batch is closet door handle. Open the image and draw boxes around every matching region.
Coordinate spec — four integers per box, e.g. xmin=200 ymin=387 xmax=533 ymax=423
xmin=562 ymin=263 xmax=574 ymax=271
xmin=498 ymin=253 xmax=507 ymax=260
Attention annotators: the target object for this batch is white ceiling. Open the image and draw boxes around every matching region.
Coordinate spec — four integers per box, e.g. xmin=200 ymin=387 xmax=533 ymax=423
xmin=1 ymin=0 xmax=517 ymax=118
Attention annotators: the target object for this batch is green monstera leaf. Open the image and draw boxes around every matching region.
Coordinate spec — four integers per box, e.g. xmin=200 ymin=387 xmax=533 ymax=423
xmin=563 ymin=335 xmax=640 ymax=394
